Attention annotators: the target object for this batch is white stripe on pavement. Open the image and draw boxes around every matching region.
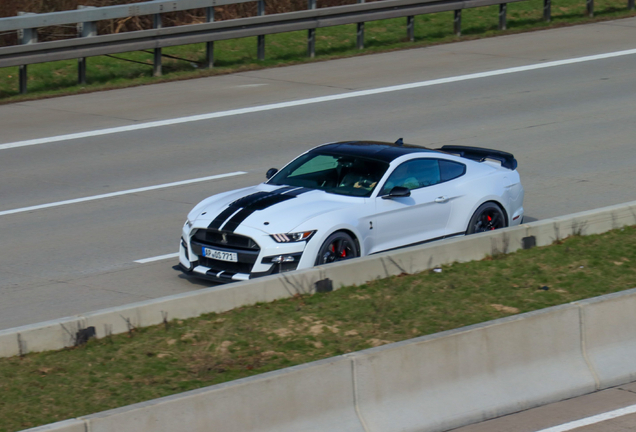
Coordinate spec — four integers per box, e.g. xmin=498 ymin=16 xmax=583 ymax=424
xmin=0 ymin=171 xmax=246 ymax=217
xmin=134 ymin=252 xmax=179 ymax=264
xmin=535 ymin=404 xmax=636 ymax=432
xmin=2 ymin=48 xmax=636 ymax=151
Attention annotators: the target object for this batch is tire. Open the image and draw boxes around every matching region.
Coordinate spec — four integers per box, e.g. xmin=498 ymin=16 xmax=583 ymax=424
xmin=466 ymin=202 xmax=506 ymax=234
xmin=314 ymin=232 xmax=359 ymax=266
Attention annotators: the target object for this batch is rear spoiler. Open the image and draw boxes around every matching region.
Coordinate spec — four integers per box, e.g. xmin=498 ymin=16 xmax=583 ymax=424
xmin=436 ymin=145 xmax=518 ymax=170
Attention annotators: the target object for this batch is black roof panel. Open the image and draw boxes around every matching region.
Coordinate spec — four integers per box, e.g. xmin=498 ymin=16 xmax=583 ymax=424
xmin=312 ymin=141 xmax=435 ymax=162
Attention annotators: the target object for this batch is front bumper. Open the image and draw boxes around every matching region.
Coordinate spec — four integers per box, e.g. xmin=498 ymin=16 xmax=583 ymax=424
xmin=179 ymin=225 xmax=308 ymax=283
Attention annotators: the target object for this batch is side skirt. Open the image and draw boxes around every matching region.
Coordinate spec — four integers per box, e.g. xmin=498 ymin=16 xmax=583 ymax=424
xmin=370 ymin=231 xmax=466 ymax=255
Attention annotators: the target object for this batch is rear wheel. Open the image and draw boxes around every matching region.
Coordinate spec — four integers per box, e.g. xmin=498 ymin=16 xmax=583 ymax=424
xmin=315 ymin=232 xmax=359 ymax=265
xmin=466 ymin=202 xmax=506 ymax=234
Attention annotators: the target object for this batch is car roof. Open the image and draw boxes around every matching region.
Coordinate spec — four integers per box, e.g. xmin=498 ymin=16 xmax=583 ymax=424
xmin=312 ymin=141 xmax=437 ymax=163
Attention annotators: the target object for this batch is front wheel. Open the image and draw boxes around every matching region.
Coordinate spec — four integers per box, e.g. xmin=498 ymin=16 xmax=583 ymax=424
xmin=466 ymin=202 xmax=506 ymax=234
xmin=315 ymin=232 xmax=359 ymax=265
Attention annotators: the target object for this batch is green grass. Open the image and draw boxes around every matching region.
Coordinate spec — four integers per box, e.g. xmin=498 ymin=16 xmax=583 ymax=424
xmin=2 ymin=226 xmax=636 ymax=431
xmin=0 ymin=0 xmax=634 ymax=102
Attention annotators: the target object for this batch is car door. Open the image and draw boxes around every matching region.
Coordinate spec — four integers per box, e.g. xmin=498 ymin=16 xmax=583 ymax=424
xmin=370 ymin=158 xmax=457 ymax=253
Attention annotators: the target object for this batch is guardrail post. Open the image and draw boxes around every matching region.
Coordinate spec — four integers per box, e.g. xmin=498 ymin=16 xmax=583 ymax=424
xmin=586 ymin=0 xmax=594 ymax=16
xmin=544 ymin=0 xmax=551 ymax=21
xmin=406 ymin=16 xmax=414 ymax=42
xmin=357 ymin=0 xmax=365 ymax=49
xmin=17 ymin=12 xmax=37 ymax=95
xmin=454 ymin=10 xmax=462 ymax=37
xmin=153 ymin=6 xmax=163 ymax=76
xmin=257 ymin=0 xmax=266 ymax=60
xmin=206 ymin=7 xmax=214 ymax=68
xmin=307 ymin=0 xmax=317 ymax=58
xmin=77 ymin=6 xmax=96 ymax=86
xmin=498 ymin=4 xmax=507 ymax=30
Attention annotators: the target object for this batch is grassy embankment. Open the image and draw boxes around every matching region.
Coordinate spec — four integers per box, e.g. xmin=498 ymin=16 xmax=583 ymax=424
xmin=0 ymin=0 xmax=635 ymax=102
xmin=1 ymin=225 xmax=635 ymax=432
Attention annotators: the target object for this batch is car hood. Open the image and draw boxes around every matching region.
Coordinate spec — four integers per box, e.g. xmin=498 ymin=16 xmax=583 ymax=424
xmin=188 ymin=184 xmax=361 ymax=235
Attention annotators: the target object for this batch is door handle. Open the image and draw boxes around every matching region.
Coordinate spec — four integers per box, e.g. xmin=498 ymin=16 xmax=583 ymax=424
xmin=435 ymin=196 xmax=448 ymax=203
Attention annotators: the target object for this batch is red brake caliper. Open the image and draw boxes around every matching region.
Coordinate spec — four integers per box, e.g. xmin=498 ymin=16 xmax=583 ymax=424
xmin=340 ymin=248 xmax=347 ymax=258
xmin=487 ymin=215 xmax=494 ymax=230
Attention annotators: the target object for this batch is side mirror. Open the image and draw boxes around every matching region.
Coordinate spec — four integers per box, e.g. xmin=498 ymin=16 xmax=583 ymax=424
xmin=266 ymin=168 xmax=278 ymax=180
xmin=381 ymin=186 xmax=411 ymax=200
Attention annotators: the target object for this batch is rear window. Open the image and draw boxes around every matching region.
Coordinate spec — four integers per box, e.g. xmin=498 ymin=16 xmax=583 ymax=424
xmin=439 ymin=160 xmax=466 ymax=182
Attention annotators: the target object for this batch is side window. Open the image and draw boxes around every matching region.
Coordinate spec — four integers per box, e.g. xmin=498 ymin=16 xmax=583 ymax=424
xmin=439 ymin=160 xmax=466 ymax=182
xmin=380 ymin=159 xmax=441 ymax=195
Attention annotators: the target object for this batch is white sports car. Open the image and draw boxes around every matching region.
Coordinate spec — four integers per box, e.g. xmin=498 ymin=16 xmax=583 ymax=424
xmin=179 ymin=140 xmax=524 ymax=283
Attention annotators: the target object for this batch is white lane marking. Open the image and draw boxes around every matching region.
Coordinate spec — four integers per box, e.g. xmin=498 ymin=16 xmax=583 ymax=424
xmin=535 ymin=404 xmax=636 ymax=432
xmin=236 ymin=84 xmax=269 ymax=88
xmin=0 ymin=171 xmax=246 ymax=217
xmin=134 ymin=252 xmax=179 ymax=264
xmin=2 ymin=48 xmax=636 ymax=151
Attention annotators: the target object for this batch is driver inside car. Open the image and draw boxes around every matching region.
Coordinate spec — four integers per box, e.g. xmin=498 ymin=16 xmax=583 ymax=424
xmin=380 ymin=163 xmax=420 ymax=194
xmin=339 ymin=160 xmax=380 ymax=191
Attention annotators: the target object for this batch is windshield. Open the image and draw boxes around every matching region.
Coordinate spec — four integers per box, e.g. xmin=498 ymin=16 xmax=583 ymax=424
xmin=268 ymin=151 xmax=390 ymax=197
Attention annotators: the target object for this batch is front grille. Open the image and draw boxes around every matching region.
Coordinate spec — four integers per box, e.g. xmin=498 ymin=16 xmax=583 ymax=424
xmin=192 ymin=229 xmax=260 ymax=275
xmin=198 ymin=257 xmax=254 ymax=274
xmin=193 ymin=229 xmax=260 ymax=251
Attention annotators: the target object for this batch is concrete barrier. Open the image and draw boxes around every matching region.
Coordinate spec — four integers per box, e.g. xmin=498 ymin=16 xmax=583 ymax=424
xmin=30 ymin=356 xmax=366 ymax=432
xmin=350 ymin=305 xmax=597 ymax=432
xmin=22 ymin=289 xmax=636 ymax=432
xmin=0 ymin=317 xmax=79 ymax=358
xmin=0 ymin=278 xmax=305 ymax=358
xmin=20 ymin=420 xmax=85 ymax=432
xmin=580 ymin=289 xmax=636 ymax=389
xmin=2 ymin=199 xmax=636 ymax=359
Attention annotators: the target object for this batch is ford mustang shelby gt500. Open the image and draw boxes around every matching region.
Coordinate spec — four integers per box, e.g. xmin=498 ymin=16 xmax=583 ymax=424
xmin=179 ymin=140 xmax=524 ymax=283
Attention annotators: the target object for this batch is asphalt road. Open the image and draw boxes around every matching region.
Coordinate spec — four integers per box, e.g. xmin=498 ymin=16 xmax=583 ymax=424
xmin=1 ymin=17 xmax=636 ymax=331
xmin=453 ymin=381 xmax=636 ymax=432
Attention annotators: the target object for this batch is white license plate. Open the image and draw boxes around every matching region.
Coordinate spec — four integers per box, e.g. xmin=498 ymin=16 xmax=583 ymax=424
xmin=203 ymin=247 xmax=238 ymax=262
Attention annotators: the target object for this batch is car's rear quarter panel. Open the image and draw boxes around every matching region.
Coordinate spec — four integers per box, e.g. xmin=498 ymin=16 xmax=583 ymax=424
xmin=446 ymin=162 xmax=516 ymax=234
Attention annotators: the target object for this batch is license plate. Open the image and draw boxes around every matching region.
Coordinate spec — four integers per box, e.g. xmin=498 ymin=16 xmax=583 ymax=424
xmin=203 ymin=247 xmax=238 ymax=262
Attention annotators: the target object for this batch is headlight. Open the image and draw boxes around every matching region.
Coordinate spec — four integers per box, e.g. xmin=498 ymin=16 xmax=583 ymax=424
xmin=270 ymin=230 xmax=316 ymax=243
xmin=184 ymin=218 xmax=194 ymax=229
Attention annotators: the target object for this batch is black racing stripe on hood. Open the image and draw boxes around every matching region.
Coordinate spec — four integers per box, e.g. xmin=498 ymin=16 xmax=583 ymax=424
xmin=229 ymin=187 xmax=297 ymax=208
xmin=222 ymin=194 xmax=295 ymax=232
xmin=207 ymin=187 xmax=295 ymax=230
xmin=229 ymin=192 xmax=269 ymax=208
xmin=221 ymin=187 xmax=314 ymax=233
xmin=208 ymin=206 xmax=238 ymax=230
xmin=281 ymin=187 xmax=313 ymax=197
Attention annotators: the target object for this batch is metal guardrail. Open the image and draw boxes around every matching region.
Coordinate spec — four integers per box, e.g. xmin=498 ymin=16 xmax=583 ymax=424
xmin=1 ymin=0 xmax=634 ymax=94
xmin=2 ymin=0 xmax=251 ymax=90
xmin=0 ymin=0 xmax=526 ymax=66
xmin=0 ymin=0 xmax=252 ymax=32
